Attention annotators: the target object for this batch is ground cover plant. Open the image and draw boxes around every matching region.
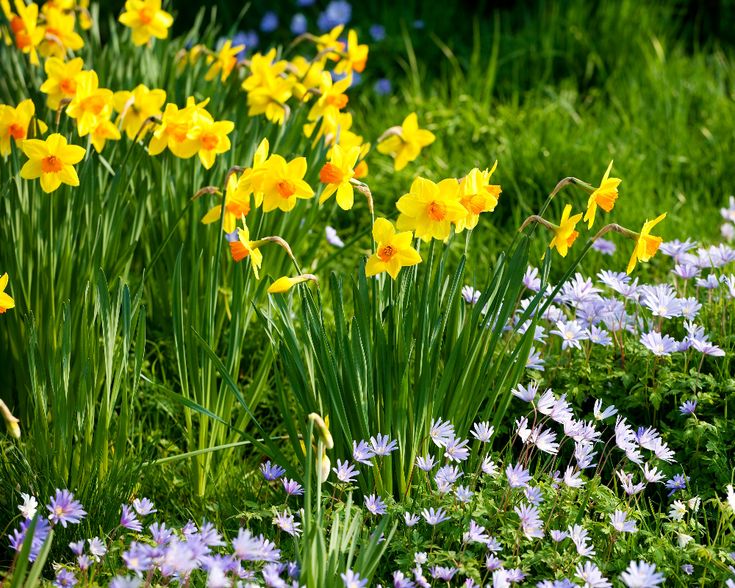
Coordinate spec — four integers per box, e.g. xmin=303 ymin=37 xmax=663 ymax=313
xmin=0 ymin=0 xmax=734 ymax=586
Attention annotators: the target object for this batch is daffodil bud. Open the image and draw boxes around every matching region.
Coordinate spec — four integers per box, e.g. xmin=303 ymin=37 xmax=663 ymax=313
xmin=0 ymin=400 xmax=20 ymax=440
xmin=268 ymin=274 xmax=318 ymax=294
xmin=318 ymin=451 xmax=331 ymax=484
xmin=308 ymin=412 xmax=333 ymax=449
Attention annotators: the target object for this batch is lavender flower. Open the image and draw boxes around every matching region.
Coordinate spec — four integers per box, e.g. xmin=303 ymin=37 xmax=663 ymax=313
xmin=665 ymin=473 xmax=687 ymax=496
xmin=575 ymin=562 xmax=611 ymax=588
xmin=120 ymin=505 xmax=142 ymax=532
xmin=430 ymin=566 xmax=458 ymax=581
xmin=333 ymin=459 xmax=359 ymax=483
xmin=640 ymin=331 xmax=678 ymax=356
xmin=444 ymin=436 xmax=470 ymax=462
xmin=403 ymin=512 xmax=420 ymax=527
xmin=416 ymin=455 xmax=436 ymax=471
xmin=8 ymin=517 xmax=51 ymax=561
xmin=462 ymin=285 xmax=481 ymax=304
xmin=592 ymin=237 xmax=616 ymax=255
xmin=47 ymin=490 xmax=86 ymax=528
xmin=429 ymin=417 xmax=455 ymax=447
xmin=282 ymin=478 xmax=304 ymax=496
xmin=471 ymin=421 xmax=494 ymax=442
xmin=260 ymin=461 xmax=286 ymax=481
xmin=132 ymin=497 xmax=157 ymax=516
xmin=352 ymin=440 xmax=375 ymax=465
xmin=370 ymin=433 xmax=398 ymax=456
xmin=620 ymin=561 xmax=665 ymax=587
xmin=679 ymin=399 xmax=697 ymax=416
xmin=290 ymin=13 xmax=307 ymax=35
xmin=374 ymin=78 xmax=392 ymax=96
xmin=506 ymin=463 xmax=532 ymax=488
xmin=273 ymin=511 xmax=301 ymax=536
xmin=364 ymin=494 xmax=387 ymax=515
xmin=551 ymin=319 xmax=588 ymax=350
xmin=610 ymin=510 xmax=637 ymax=533
xmin=341 ymin=569 xmax=367 ymax=588
xmin=54 ymin=569 xmax=77 ymax=588
xmin=421 ymin=507 xmax=450 ymax=525
xmin=369 ymin=24 xmax=386 ymax=41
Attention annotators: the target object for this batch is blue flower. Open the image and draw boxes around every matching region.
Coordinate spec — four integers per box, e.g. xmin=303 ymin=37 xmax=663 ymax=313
xmin=290 ymin=13 xmax=308 ymax=35
xmin=374 ymin=78 xmax=392 ymax=95
xmin=317 ymin=1 xmax=352 ymax=31
xmin=665 ymin=473 xmax=688 ymax=497
xmin=296 ymin=0 xmax=315 ymax=5
xmin=679 ymin=399 xmax=697 ymax=416
xmin=369 ymin=24 xmax=386 ymax=41
xmin=260 ymin=11 xmax=279 ymax=33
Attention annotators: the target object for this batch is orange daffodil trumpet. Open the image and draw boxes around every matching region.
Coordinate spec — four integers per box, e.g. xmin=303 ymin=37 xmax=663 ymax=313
xmin=365 ymin=218 xmax=422 ymax=279
xmin=583 ymin=160 xmax=621 ymax=229
xmin=20 ymin=133 xmax=86 ymax=193
xmin=118 ymin=0 xmax=173 ymax=46
xmin=377 ymin=112 xmax=435 ymax=171
xmin=318 ymin=144 xmax=361 ymax=210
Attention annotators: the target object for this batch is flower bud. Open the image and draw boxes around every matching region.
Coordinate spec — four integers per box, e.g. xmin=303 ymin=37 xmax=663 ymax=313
xmin=308 ymin=412 xmax=333 ymax=449
xmin=0 ymin=400 xmax=20 ymax=439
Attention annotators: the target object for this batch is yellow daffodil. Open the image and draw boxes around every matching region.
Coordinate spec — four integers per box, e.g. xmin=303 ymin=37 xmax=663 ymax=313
xmin=39 ymin=5 xmax=84 ymax=58
xmin=9 ymin=0 xmax=43 ymax=65
xmin=0 ymin=273 xmax=15 ymax=313
xmin=583 ymin=160 xmax=621 ymax=229
xmin=246 ymin=75 xmax=294 ymax=125
xmin=289 ymin=56 xmax=324 ymax=102
xmin=113 ymin=85 xmax=166 ymax=139
xmin=365 ymin=218 xmax=422 ymax=279
xmin=0 ymin=99 xmax=47 ymax=157
xmin=118 ymin=0 xmax=173 ymax=46
xmin=313 ymin=25 xmax=344 ymax=64
xmin=201 ymin=172 xmax=251 ymax=233
xmin=148 ymin=98 xmax=206 ymax=159
xmin=20 ymin=132 xmax=86 ymax=193
xmin=334 ymin=29 xmax=368 ymax=75
xmin=228 ymin=221 xmax=263 ymax=278
xmin=90 ymin=118 xmax=121 ymax=153
xmin=242 ymin=51 xmax=295 ymax=124
xmin=259 ymin=155 xmax=314 ymax=213
xmin=237 ymin=138 xmax=270 ymax=207
xmin=318 ymin=144 xmax=360 ymax=210
xmin=549 ymin=204 xmax=583 ymax=257
xmin=205 ymin=40 xmax=244 ymax=82
xmin=194 ymin=118 xmax=234 ymax=170
xmin=626 ymin=213 xmax=666 ymax=274
xmin=377 ymin=112 xmax=435 ymax=171
xmin=307 ymin=71 xmax=351 ymax=122
xmin=65 ymin=70 xmax=114 ymax=136
xmin=456 ymin=164 xmax=501 ymax=232
xmin=40 ymin=57 xmax=85 ymax=110
xmin=396 ymin=177 xmax=466 ymax=242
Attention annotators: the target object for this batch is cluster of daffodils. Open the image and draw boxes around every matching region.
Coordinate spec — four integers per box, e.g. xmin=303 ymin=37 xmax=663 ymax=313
xmin=365 ymin=166 xmax=501 ymax=279
xmin=10 ymin=393 xmax=735 ymax=585
xmin=1 ymin=0 xmax=90 ymax=66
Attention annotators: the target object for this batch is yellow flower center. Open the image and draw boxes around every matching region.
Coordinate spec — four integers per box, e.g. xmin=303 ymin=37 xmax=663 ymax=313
xmin=378 ymin=245 xmax=396 ymax=262
xmin=8 ymin=123 xmax=26 ymax=140
xmin=277 ymin=179 xmax=296 ymax=198
xmin=41 ymin=155 xmax=63 ymax=173
xmin=60 ymin=78 xmax=77 ymax=95
xmin=138 ymin=7 xmax=154 ymax=25
xmin=427 ymin=201 xmax=447 ymax=221
xmin=200 ymin=132 xmax=219 ymax=151
xmin=319 ymin=163 xmax=344 ymax=184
